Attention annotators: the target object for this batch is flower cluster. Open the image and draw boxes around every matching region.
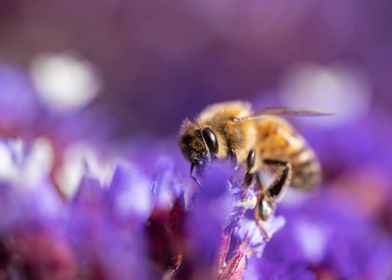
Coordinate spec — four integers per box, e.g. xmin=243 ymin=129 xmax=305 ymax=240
xmin=0 ymin=137 xmax=287 ymax=279
xmin=1 ymin=125 xmax=391 ymax=280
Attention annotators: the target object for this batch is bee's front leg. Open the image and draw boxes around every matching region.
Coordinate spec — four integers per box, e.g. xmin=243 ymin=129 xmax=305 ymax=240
xmin=243 ymin=149 xmax=256 ymax=187
xmin=235 ymin=149 xmax=257 ymax=207
xmin=228 ymin=148 xmax=238 ymax=168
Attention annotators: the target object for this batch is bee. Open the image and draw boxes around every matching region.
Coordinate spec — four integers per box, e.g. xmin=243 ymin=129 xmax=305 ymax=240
xmin=179 ymin=101 xmax=326 ymax=239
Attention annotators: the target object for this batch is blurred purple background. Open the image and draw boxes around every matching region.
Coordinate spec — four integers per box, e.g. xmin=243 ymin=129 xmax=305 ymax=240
xmin=1 ymin=0 xmax=391 ymax=137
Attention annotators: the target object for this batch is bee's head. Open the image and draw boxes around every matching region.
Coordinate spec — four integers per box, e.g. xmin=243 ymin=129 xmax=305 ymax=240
xmin=179 ymin=119 xmax=221 ymax=170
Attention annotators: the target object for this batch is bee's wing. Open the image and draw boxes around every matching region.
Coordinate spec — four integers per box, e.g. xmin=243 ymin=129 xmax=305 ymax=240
xmin=232 ymin=107 xmax=332 ymax=122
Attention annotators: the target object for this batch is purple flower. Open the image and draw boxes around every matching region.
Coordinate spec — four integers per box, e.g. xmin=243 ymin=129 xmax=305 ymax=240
xmin=68 ymin=175 xmax=151 ymax=280
xmin=0 ymin=137 xmax=284 ymax=279
xmin=248 ymin=190 xmax=392 ymax=279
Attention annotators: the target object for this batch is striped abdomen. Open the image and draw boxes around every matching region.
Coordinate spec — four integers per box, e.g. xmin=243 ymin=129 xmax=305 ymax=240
xmin=256 ymin=117 xmax=321 ymax=190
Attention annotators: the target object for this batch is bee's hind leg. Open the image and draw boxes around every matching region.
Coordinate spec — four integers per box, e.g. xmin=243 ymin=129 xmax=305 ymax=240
xmin=256 ymin=220 xmax=270 ymax=241
xmin=250 ymin=159 xmax=291 ymax=243
xmin=262 ymin=159 xmax=292 ymax=200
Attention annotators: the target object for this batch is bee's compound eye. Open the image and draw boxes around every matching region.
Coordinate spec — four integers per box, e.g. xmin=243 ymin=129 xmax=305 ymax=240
xmin=201 ymin=128 xmax=219 ymax=155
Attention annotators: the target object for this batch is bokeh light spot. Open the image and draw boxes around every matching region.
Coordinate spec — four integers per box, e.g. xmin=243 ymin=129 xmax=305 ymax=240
xmin=280 ymin=63 xmax=372 ymax=126
xmin=30 ymin=53 xmax=101 ymax=113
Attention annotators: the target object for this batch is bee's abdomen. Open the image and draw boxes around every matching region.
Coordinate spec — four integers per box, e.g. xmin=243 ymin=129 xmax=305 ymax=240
xmin=289 ymin=146 xmax=321 ymax=190
xmin=256 ymin=117 xmax=321 ymax=190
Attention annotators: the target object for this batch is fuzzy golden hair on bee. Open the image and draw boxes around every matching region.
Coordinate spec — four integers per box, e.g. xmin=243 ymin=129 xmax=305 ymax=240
xmin=179 ymin=101 xmax=257 ymax=167
xmin=179 ymin=118 xmax=205 ymax=164
xmin=179 ymin=117 xmax=228 ymax=166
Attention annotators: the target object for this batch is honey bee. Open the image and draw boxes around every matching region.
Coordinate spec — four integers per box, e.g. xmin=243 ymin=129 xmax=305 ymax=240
xmin=179 ymin=101 xmax=325 ymax=239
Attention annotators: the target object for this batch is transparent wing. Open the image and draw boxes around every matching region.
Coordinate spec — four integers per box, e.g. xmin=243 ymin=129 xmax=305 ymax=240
xmin=232 ymin=107 xmax=333 ymax=122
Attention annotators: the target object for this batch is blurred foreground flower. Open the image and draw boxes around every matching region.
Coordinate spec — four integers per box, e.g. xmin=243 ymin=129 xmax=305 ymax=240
xmin=0 ymin=138 xmax=284 ymax=280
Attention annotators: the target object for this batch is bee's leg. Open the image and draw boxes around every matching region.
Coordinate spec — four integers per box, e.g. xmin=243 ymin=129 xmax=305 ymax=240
xmin=244 ymin=172 xmax=254 ymax=187
xmin=256 ymin=219 xmax=270 ymax=241
xmin=228 ymin=149 xmax=238 ymax=168
xmin=263 ymin=159 xmax=291 ymax=199
xmin=255 ymin=194 xmax=273 ymax=241
xmin=235 ymin=149 xmax=257 ymax=208
xmin=255 ymin=172 xmax=265 ymax=192
xmin=251 ymin=159 xmax=291 ymax=243
xmin=243 ymin=149 xmax=256 ymax=187
xmin=247 ymin=149 xmax=256 ymax=171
